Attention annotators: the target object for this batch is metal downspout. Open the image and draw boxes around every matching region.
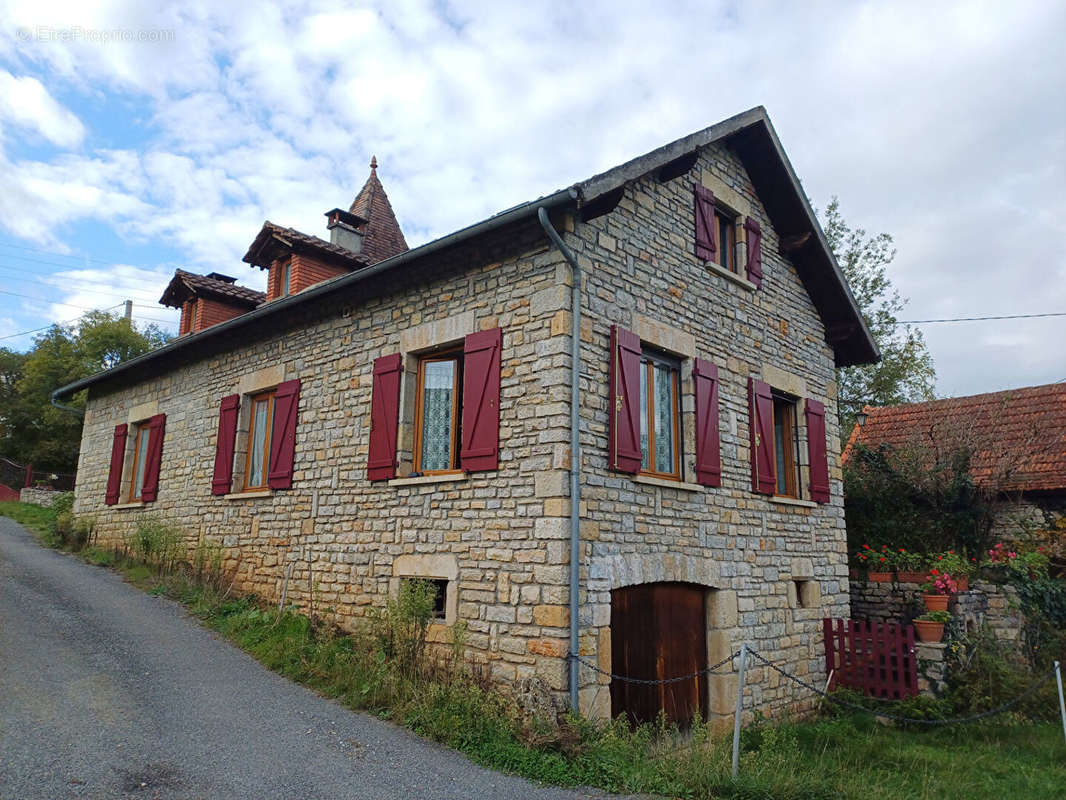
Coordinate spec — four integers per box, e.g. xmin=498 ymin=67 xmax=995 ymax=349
xmin=537 ymin=206 xmax=582 ymax=713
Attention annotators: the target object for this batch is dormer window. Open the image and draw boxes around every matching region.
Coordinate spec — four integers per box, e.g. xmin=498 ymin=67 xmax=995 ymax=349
xmin=280 ymin=260 xmax=292 ymax=297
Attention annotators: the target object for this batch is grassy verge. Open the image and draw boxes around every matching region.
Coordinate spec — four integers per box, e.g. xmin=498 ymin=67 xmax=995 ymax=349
xmin=4 ymin=509 xmax=1064 ymax=799
xmin=0 ymin=500 xmax=61 ymax=543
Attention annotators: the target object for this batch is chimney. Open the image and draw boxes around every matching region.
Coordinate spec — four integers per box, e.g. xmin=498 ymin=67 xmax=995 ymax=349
xmin=324 ymin=208 xmax=366 ymax=254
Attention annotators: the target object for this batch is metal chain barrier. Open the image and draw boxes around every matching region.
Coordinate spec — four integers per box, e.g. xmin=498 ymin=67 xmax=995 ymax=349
xmin=568 ymin=650 xmax=739 ymax=685
xmin=746 ymin=647 xmax=1057 ymax=726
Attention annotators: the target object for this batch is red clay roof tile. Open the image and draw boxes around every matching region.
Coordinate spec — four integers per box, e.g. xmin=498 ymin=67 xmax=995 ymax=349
xmin=844 ymin=383 xmax=1066 ymax=493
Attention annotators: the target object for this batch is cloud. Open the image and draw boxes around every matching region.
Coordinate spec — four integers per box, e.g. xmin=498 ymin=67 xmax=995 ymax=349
xmin=0 ymin=68 xmax=84 ymax=146
xmin=0 ymin=0 xmax=1062 ymax=395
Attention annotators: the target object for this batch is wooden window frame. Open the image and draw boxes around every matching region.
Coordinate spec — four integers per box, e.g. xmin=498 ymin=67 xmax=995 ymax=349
xmin=715 ymin=207 xmax=737 ymax=273
xmin=639 ymin=349 xmax=682 ymax=481
xmin=412 ymin=350 xmax=463 ymax=475
xmin=127 ymin=423 xmax=150 ymax=502
xmin=243 ymin=389 xmax=276 ymax=491
xmin=771 ymin=392 xmax=800 ymax=499
xmin=280 ymin=260 xmax=292 ymax=297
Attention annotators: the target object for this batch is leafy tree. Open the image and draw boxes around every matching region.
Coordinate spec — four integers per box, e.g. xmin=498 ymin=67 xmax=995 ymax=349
xmin=0 ymin=312 xmax=169 ymax=472
xmin=821 ymin=197 xmax=936 ymax=430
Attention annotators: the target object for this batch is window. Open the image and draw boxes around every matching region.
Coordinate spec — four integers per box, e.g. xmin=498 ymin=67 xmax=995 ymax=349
xmin=638 ymin=349 xmax=681 ymax=480
xmin=189 ymin=301 xmax=198 ymax=332
xmin=280 ymin=260 xmax=292 ymax=297
xmin=791 ymin=580 xmax=818 ymax=609
xmin=128 ymin=423 xmax=151 ymax=501
xmin=413 ymin=351 xmax=462 ymax=474
xmin=772 ymin=393 xmax=800 ymax=498
xmin=244 ymin=390 xmax=276 ymax=490
xmin=716 ymin=209 xmax=736 ymax=272
xmin=400 ymin=577 xmax=449 ymax=621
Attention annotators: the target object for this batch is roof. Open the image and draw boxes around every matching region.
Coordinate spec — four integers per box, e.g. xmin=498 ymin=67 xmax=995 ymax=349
xmin=349 ymin=156 xmax=409 ymax=263
xmin=158 ymin=269 xmax=266 ymax=308
xmin=843 ymin=383 xmax=1066 ymax=493
xmin=243 ymin=221 xmax=369 ymax=270
xmin=55 ymin=106 xmax=878 ymax=401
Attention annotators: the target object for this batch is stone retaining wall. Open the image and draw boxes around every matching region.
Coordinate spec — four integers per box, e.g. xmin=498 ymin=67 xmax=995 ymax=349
xmin=19 ymin=488 xmax=66 ymax=507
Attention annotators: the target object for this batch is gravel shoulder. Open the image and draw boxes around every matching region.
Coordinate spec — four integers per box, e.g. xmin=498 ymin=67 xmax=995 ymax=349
xmin=0 ymin=517 xmax=622 ymax=800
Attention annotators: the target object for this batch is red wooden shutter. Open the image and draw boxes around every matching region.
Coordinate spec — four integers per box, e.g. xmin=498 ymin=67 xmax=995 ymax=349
xmin=748 ymin=378 xmax=776 ymax=494
xmin=461 ymin=327 xmax=502 ymax=472
xmin=694 ymin=185 xmax=717 ymax=262
xmin=693 ymin=358 xmax=721 ymax=487
xmin=368 ymin=354 xmax=402 ymax=481
xmin=268 ymin=379 xmax=301 ymax=490
xmin=608 ymin=325 xmax=642 ymax=473
xmin=806 ymin=398 xmax=830 ymax=503
xmin=104 ymin=423 xmax=128 ymax=505
xmin=140 ymin=413 xmax=166 ymax=503
xmin=211 ymin=394 xmax=240 ymax=495
xmin=744 ymin=218 xmax=763 ymax=288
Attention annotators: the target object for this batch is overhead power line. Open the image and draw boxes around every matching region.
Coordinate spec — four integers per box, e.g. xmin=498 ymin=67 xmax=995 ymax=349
xmin=898 ymin=312 xmax=1066 ymax=324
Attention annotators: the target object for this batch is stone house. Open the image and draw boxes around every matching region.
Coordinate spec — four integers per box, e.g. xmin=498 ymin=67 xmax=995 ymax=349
xmin=56 ymin=107 xmax=878 ymax=727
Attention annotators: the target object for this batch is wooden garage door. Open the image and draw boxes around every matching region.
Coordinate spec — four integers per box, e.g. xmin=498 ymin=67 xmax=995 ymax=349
xmin=610 ymin=582 xmax=708 ymax=727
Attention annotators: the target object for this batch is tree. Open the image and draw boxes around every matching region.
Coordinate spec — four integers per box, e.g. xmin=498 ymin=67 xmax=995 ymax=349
xmin=821 ymin=197 xmax=936 ymax=430
xmin=0 ymin=313 xmax=169 ymax=472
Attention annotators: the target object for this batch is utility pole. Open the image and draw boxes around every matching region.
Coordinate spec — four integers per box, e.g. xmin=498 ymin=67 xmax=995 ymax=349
xmin=123 ymin=300 xmax=132 ymax=321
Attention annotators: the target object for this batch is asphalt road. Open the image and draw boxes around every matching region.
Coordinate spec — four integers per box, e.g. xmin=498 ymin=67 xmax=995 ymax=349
xmin=0 ymin=517 xmax=623 ymax=800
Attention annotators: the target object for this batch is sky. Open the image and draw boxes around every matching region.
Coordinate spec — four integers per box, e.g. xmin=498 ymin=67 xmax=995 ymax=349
xmin=0 ymin=0 xmax=1062 ymax=398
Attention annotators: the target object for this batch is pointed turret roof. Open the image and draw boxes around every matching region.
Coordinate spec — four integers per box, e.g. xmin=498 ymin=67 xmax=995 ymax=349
xmin=349 ymin=156 xmax=408 ymax=263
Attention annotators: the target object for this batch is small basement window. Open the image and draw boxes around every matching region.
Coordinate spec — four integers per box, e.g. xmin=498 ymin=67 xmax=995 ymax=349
xmin=792 ymin=580 xmax=818 ymax=609
xmin=402 ymin=577 xmax=449 ymax=620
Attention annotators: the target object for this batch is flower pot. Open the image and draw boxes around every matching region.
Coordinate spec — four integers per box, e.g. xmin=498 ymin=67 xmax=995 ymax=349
xmin=956 ymin=575 xmax=970 ymax=591
xmin=868 ymin=571 xmax=893 ymax=583
xmin=914 ymin=620 xmax=945 ymax=643
xmin=923 ymin=593 xmax=950 ymax=612
xmin=897 ymin=570 xmax=926 ymax=584
xmin=849 ymin=568 xmax=859 ymax=579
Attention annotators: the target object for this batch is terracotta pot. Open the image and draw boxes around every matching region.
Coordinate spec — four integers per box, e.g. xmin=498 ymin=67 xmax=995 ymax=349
xmin=923 ymin=593 xmax=950 ymax=612
xmin=914 ymin=620 xmax=945 ymax=643
xmin=897 ymin=570 xmax=926 ymax=584
xmin=868 ymin=571 xmax=893 ymax=583
xmin=956 ymin=575 xmax=970 ymax=591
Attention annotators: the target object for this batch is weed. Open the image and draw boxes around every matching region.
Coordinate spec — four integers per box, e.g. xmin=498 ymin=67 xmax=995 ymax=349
xmin=126 ymin=517 xmax=182 ymax=571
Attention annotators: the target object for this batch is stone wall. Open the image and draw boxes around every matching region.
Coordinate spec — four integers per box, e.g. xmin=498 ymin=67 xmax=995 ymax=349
xmin=851 ymin=578 xmax=1023 ymax=646
xmin=73 ymin=141 xmax=849 ymax=724
xmin=19 ymin=487 xmax=67 ymax=507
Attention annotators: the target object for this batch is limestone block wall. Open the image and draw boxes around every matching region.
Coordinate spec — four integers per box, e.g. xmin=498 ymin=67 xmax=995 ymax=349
xmin=74 ymin=221 xmax=577 ymax=689
xmin=851 ymin=579 xmax=1023 ymax=646
xmin=19 ymin=488 xmax=66 ymax=507
xmin=558 ymin=144 xmax=849 ymax=722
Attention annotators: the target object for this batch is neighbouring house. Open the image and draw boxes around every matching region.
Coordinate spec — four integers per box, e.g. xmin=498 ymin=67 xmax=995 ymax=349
xmin=55 ymin=106 xmax=878 ymax=727
xmin=844 ymin=383 xmax=1066 ymax=547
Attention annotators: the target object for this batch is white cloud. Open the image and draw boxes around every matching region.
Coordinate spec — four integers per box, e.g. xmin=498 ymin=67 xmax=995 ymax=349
xmin=0 ymin=69 xmax=84 ymax=146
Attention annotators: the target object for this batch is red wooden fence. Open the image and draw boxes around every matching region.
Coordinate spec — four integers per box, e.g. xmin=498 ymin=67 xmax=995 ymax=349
xmin=823 ymin=618 xmax=918 ymax=699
